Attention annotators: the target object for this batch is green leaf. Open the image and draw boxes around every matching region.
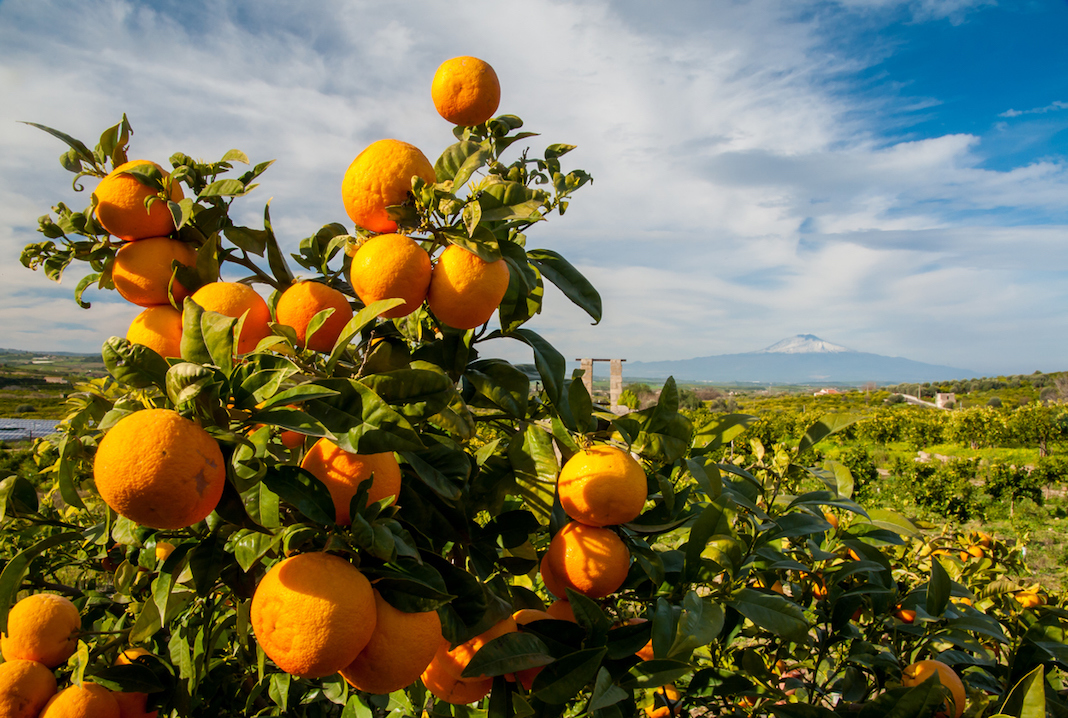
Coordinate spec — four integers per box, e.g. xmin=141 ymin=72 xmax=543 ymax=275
xmin=102 ymin=337 xmax=169 ymax=390
xmin=1000 ymin=665 xmax=1045 ymax=718
xmin=588 ymin=667 xmax=628 ymax=712
xmin=199 ymin=179 xmax=248 ymax=197
xmin=857 ymin=680 xmax=945 ymax=718
xmin=453 ymin=147 xmax=493 ymax=187
xmin=532 ymin=647 xmax=606 ymax=704
xmin=796 ymin=413 xmax=859 ymax=455
xmin=165 ymin=362 xmax=220 ymax=407
xmin=263 ymin=202 xmax=293 ymax=285
xmin=21 ymin=121 xmax=96 ymax=166
xmin=821 ymin=459 xmax=855 ymax=499
xmin=728 ymin=589 xmax=809 ymax=642
xmin=0 ymin=531 xmax=83 ymax=632
xmin=926 ymin=557 xmax=950 ymax=618
xmin=466 ymin=359 xmax=530 ymax=418
xmin=180 ymin=297 xmax=212 ymax=365
xmin=769 ymin=705 xmax=842 ymax=718
xmin=357 ymin=369 xmax=456 ymax=423
xmin=221 ymin=149 xmax=250 ymax=163
xmin=692 ymin=413 xmax=757 ymax=453
xmin=303 ymin=378 xmax=424 ymax=454
xmin=435 ymin=141 xmax=483 ymax=183
xmin=669 ymin=592 xmax=724 ymax=658
xmin=496 ymin=328 xmax=565 ymax=409
xmin=462 ymin=632 xmax=554 ymax=678
xmin=527 ymin=249 xmax=602 ymax=324
xmin=399 ymin=450 xmax=464 ymax=503
xmin=624 ymin=659 xmax=693 ymax=689
xmin=74 ymin=272 xmax=99 ymax=308
xmin=262 ymin=465 xmax=337 ymax=526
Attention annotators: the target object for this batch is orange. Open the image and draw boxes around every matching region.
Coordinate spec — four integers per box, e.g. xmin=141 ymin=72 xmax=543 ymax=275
xmin=93 ymin=408 xmax=226 ymax=530
xmin=511 ymin=609 xmax=553 ymax=690
xmin=300 ymin=439 xmax=402 ymax=525
xmin=126 ymin=305 xmax=183 ymax=358
xmin=94 ymin=160 xmax=184 ymax=242
xmin=540 ymin=552 xmax=566 ymax=599
xmin=0 ymin=659 xmax=57 ymax=718
xmin=557 ymin=444 xmax=646 ymax=527
xmin=646 ymin=685 xmax=681 ymax=718
xmin=544 ymin=522 xmax=630 ymax=599
xmin=154 ymin=542 xmax=175 ymax=562
xmin=113 ymin=648 xmax=158 ymax=718
xmin=901 ymin=659 xmax=965 ymax=718
xmin=427 ymin=245 xmax=510 ymax=330
xmin=39 ymin=682 xmax=119 ymax=718
xmin=431 ymin=57 xmax=501 ymax=126
xmin=341 ymin=139 xmax=436 ymax=234
xmin=976 ymin=531 xmax=993 ymax=547
xmin=824 ymin=512 xmax=839 ymax=530
xmin=420 ymin=617 xmax=516 ymax=703
xmin=1014 ymin=591 xmax=1045 ymax=609
xmin=189 ymin=282 xmax=272 ymax=354
xmin=966 ymin=545 xmax=984 ymax=559
xmin=251 ymin=552 xmax=376 ymax=679
xmin=894 ymin=606 xmax=916 ymax=624
xmin=111 ymin=237 xmax=197 ymax=307
xmin=546 ymin=599 xmax=576 ymax=623
xmin=340 ymin=589 xmax=441 ymax=695
xmin=348 ymin=234 xmax=432 ymax=318
xmin=421 ymin=645 xmax=492 ymax=705
xmin=1 ymin=594 xmax=80 ymax=668
xmin=274 ymin=281 xmax=353 ymax=353
xmin=623 ymin=618 xmax=654 ymax=661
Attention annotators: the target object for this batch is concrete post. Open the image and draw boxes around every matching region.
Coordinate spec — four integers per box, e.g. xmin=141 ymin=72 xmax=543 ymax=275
xmin=580 ymin=358 xmax=594 ymax=398
xmin=609 ymin=359 xmax=623 ymax=413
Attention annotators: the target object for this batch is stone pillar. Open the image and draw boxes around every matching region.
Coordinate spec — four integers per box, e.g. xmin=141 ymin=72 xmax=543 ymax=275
xmin=609 ymin=359 xmax=623 ymax=413
xmin=580 ymin=358 xmax=594 ymax=398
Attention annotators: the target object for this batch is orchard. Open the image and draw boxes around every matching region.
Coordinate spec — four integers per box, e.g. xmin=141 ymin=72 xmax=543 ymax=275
xmin=3 ymin=56 xmax=1066 ymax=718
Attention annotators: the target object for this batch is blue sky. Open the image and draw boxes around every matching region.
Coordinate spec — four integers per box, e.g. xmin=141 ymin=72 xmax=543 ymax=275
xmin=1 ymin=0 xmax=1066 ymax=377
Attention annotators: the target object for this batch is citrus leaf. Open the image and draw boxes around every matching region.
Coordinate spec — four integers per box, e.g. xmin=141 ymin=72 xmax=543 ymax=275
xmin=462 ymin=632 xmax=554 ymax=679
xmin=262 ymin=465 xmax=336 ymax=526
xmin=527 ymin=249 xmax=601 ymax=324
xmin=728 ymin=589 xmax=809 ymax=642
xmin=102 ymin=336 xmax=169 ymax=390
xmin=532 ymin=647 xmax=606 ymax=704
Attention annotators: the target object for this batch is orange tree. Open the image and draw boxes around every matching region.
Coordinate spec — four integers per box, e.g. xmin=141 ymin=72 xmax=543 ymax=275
xmin=6 ymin=60 xmax=1068 ymax=718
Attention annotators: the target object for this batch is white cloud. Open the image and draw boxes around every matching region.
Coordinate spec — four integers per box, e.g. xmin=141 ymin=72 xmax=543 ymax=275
xmin=0 ymin=0 xmax=1064 ymax=377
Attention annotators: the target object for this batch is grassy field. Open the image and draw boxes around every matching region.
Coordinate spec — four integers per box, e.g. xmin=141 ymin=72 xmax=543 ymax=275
xmin=0 ymin=349 xmax=105 ymax=420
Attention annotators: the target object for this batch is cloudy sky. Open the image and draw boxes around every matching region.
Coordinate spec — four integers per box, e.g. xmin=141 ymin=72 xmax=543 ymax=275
xmin=1 ymin=0 xmax=1066 ymax=377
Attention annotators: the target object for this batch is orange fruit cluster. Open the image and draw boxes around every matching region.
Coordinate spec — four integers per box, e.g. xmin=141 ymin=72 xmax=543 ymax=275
xmin=540 ymin=445 xmax=647 ymax=600
xmin=340 ymin=56 xmax=511 ymax=332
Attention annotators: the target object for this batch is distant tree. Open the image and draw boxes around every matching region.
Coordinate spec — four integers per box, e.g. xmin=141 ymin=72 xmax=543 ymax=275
xmin=987 ymin=397 xmax=1003 ymax=408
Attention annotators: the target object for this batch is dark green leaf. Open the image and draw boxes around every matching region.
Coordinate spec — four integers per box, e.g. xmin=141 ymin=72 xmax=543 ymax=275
xmin=462 ymin=632 xmax=554 ymax=678
xmin=926 ymin=557 xmax=950 ymax=618
xmin=102 ymin=337 xmax=169 ymax=390
xmin=262 ymin=465 xmax=336 ymax=526
xmin=527 ymin=249 xmax=601 ymax=324
xmin=1000 ymin=665 xmax=1045 ymax=718
xmin=532 ymin=647 xmax=606 ymax=704
xmin=728 ymin=589 xmax=808 ymax=642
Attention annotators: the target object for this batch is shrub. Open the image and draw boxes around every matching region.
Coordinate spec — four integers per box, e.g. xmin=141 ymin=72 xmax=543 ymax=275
xmin=14 ymin=404 xmax=35 ymax=413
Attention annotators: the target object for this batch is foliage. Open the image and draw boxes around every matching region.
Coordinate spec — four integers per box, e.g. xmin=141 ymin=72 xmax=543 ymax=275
xmin=4 ymin=105 xmax=1067 ymax=718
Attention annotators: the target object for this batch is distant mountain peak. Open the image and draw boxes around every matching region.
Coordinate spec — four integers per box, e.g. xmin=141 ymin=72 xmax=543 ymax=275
xmin=759 ymin=334 xmax=853 ymax=354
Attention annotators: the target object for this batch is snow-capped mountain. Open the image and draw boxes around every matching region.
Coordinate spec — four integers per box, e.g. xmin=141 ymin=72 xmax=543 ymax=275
xmin=619 ymin=335 xmax=975 ymax=384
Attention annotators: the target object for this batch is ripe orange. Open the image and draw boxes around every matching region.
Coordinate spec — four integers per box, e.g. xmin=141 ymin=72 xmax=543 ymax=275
xmin=557 ymin=444 xmax=646 ymax=527
xmin=251 ymin=552 xmax=376 ymax=679
xmin=544 ymin=522 xmax=630 ymax=599
xmin=348 ymin=234 xmax=432 ymax=318
xmin=274 ymin=281 xmax=353 ymax=353
xmin=1 ymin=594 xmax=80 ymax=668
xmin=894 ymin=606 xmax=917 ymax=624
xmin=645 ymin=685 xmax=681 ymax=718
xmin=113 ymin=648 xmax=158 ymax=718
xmin=511 ymin=609 xmax=553 ymax=690
xmin=94 ymin=160 xmax=184 ymax=242
xmin=341 ymin=139 xmax=436 ymax=234
xmin=111 ymin=237 xmax=197 ymax=307
xmin=421 ymin=644 xmax=492 ymax=705
xmin=39 ymin=682 xmax=119 ymax=718
xmin=545 ymin=600 xmax=576 ymax=623
xmin=431 ymin=56 xmax=501 ymax=126
xmin=93 ymin=408 xmax=226 ymax=530
xmin=1014 ymin=591 xmax=1045 ymax=609
xmin=824 ymin=511 xmax=839 ymax=530
xmin=966 ymin=545 xmax=984 ymax=559
xmin=299 ymin=439 xmax=401 ymax=525
xmin=0 ymin=659 xmax=57 ymax=718
xmin=539 ymin=552 xmax=566 ymax=599
xmin=975 ymin=531 xmax=993 ymax=547
xmin=126 ymin=305 xmax=183 ymax=358
xmin=189 ymin=282 xmax=272 ymax=354
xmin=340 ymin=590 xmax=441 ymax=695
xmin=427 ymin=245 xmax=510 ymax=330
xmin=901 ymin=659 xmax=965 ymax=718
xmin=420 ymin=617 xmax=516 ymax=703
